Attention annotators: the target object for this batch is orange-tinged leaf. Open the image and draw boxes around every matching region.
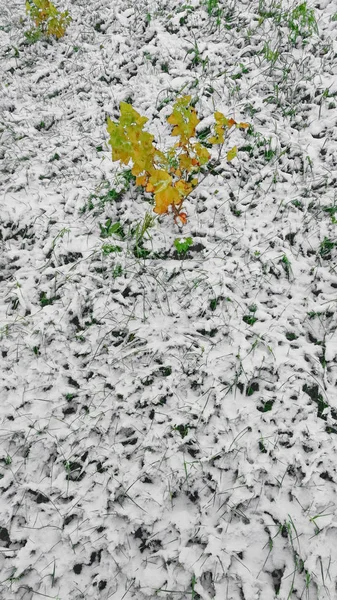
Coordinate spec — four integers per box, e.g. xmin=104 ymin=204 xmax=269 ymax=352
xmin=131 ymin=165 xmax=140 ymax=176
xmin=146 ymin=182 xmax=155 ymax=193
xmin=154 ymin=185 xmax=181 ymax=214
xmin=237 ymin=121 xmax=249 ymax=129
xmin=179 ymin=153 xmax=194 ymax=172
xmin=227 ymin=146 xmax=237 ymax=161
xmin=167 ymin=114 xmax=176 ymax=126
xmin=175 ymin=180 xmax=193 ymax=197
xmin=175 ymin=212 xmax=188 ymax=225
xmin=132 ymin=148 xmax=155 ymax=175
xmin=210 ymin=113 xmax=236 ymax=145
xmin=214 ymin=112 xmax=235 ymax=129
xmin=136 ymin=175 xmax=148 ymax=187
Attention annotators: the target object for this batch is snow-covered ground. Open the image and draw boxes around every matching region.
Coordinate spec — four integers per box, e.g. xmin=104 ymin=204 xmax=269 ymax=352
xmin=1 ymin=0 xmax=337 ymax=598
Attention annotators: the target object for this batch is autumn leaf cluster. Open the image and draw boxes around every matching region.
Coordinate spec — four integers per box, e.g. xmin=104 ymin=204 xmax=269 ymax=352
xmin=107 ymin=96 xmax=249 ymax=223
xmin=26 ymin=0 xmax=71 ymax=38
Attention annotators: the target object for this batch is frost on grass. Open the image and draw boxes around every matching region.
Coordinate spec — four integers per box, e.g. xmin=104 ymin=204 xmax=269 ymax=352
xmin=1 ymin=0 xmax=337 ymax=599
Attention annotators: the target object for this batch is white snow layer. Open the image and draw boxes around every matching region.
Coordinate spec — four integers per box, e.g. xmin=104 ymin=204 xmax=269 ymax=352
xmin=1 ymin=0 xmax=337 ymax=599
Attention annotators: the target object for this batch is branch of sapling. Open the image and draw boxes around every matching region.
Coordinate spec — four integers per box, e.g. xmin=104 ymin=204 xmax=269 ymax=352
xmin=106 ymin=95 xmax=249 ymax=225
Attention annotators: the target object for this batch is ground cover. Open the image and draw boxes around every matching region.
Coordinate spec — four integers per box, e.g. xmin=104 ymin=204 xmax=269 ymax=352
xmin=1 ymin=0 xmax=337 ymax=598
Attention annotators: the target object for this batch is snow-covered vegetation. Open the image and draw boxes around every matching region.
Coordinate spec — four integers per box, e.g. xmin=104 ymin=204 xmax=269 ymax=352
xmin=1 ymin=0 xmax=337 ymax=598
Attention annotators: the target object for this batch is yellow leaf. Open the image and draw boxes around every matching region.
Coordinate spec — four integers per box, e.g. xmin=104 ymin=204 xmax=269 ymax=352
xmin=208 ymin=135 xmax=221 ymax=145
xmin=119 ymin=102 xmax=148 ymax=128
xmin=146 ymin=182 xmax=155 ymax=193
xmin=227 ymin=146 xmax=237 ymax=161
xmin=136 ymin=175 xmax=148 ymax=187
xmin=176 ymin=95 xmax=192 ymax=106
xmin=175 ymin=180 xmax=193 ymax=197
xmin=214 ymin=111 xmax=228 ymax=125
xmin=154 ymin=148 xmax=169 ymax=169
xmin=193 ymin=142 xmax=210 ymax=165
xmin=131 ymin=164 xmax=144 ymax=176
xmin=167 ymin=96 xmax=200 ymax=146
xmin=179 ymin=153 xmax=194 ymax=172
xmin=148 ymin=169 xmax=172 ymax=193
xmin=154 ymin=186 xmax=181 ymax=214
xmin=237 ymin=122 xmax=250 ymax=129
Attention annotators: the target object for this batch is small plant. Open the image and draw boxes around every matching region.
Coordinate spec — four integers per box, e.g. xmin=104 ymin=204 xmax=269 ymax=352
xmin=205 ymin=0 xmax=220 ymax=16
xmin=81 ymin=174 xmax=134 ymax=215
xmin=319 ymin=237 xmax=335 ymax=258
xmin=261 ymin=42 xmax=279 ymax=64
xmin=101 ymin=244 xmax=122 ymax=255
xmin=112 ymin=265 xmax=123 ymax=278
xmin=258 ymin=0 xmax=283 ymax=23
xmin=204 ymin=0 xmax=224 ymax=28
xmin=286 ymin=1 xmax=318 ymax=45
xmin=231 ymin=63 xmax=249 ymax=81
xmin=184 ymin=40 xmax=209 ymax=70
xmin=24 ymin=27 xmax=42 ymax=43
xmin=99 ymin=188 xmax=120 ymax=205
xmin=280 ymin=254 xmax=293 ymax=280
xmin=174 ymin=237 xmax=193 ymax=255
xmin=243 ymin=307 xmax=258 ymax=325
xmin=130 ymin=212 xmax=155 ymax=247
xmin=172 ymin=423 xmax=189 ymax=438
xmin=107 ymin=96 xmax=249 ymax=224
xmin=128 ymin=213 xmax=155 ymax=258
xmin=323 ymin=204 xmax=337 ymax=224
xmin=209 ymin=297 xmax=218 ymax=310
xmin=257 ymin=399 xmax=275 ymax=412
xmin=99 ymin=219 xmax=124 ymax=239
xmin=25 ymin=0 xmax=71 ymax=39
xmin=258 ymin=1 xmax=318 ymax=46
xmin=291 ymin=199 xmax=304 ymax=210
xmin=39 ymin=291 xmax=59 ymax=306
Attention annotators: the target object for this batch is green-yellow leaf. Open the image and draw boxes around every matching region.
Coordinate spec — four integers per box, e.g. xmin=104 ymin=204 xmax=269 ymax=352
xmin=119 ymin=102 xmax=148 ymax=128
xmin=167 ymin=96 xmax=200 ymax=146
xmin=193 ymin=142 xmax=210 ymax=165
xmin=227 ymin=146 xmax=237 ymax=161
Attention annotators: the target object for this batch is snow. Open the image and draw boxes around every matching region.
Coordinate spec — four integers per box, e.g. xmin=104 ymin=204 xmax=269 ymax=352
xmin=1 ymin=0 xmax=337 ymax=598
